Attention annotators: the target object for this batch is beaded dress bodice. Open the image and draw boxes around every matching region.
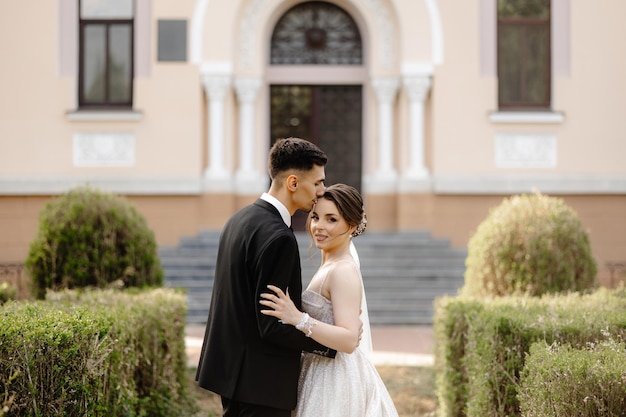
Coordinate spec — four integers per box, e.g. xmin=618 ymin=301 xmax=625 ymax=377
xmin=293 ymin=259 xmax=399 ymax=417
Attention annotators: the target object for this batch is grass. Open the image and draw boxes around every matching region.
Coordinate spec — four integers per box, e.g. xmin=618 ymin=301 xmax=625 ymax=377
xmin=188 ymin=365 xmax=437 ymax=417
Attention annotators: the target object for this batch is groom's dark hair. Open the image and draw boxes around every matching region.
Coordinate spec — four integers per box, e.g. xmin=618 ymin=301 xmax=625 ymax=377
xmin=268 ymin=137 xmax=328 ymax=179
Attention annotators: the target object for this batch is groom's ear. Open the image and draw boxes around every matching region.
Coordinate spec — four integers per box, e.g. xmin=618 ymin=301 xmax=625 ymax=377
xmin=286 ymin=174 xmax=299 ymax=192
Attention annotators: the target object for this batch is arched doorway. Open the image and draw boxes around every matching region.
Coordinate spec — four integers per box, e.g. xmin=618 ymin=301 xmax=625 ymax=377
xmin=268 ymin=1 xmax=365 ymax=229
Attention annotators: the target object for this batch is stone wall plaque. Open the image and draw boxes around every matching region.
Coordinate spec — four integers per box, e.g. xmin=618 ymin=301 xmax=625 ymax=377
xmin=73 ymin=132 xmax=135 ymax=166
xmin=495 ymin=133 xmax=556 ymax=168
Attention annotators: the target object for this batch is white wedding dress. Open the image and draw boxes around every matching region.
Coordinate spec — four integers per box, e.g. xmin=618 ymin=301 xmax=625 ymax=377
xmin=293 ymin=243 xmax=399 ymax=417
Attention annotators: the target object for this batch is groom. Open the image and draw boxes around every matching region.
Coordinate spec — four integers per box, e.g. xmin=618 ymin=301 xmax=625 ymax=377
xmin=196 ymin=137 xmax=336 ymax=417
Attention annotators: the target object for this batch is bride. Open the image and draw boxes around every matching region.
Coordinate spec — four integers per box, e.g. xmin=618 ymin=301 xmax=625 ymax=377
xmin=260 ymin=184 xmax=398 ymax=417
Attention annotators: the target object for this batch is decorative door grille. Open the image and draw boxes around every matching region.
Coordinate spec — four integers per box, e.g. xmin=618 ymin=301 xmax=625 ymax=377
xmin=270 ymin=1 xmax=362 ymax=65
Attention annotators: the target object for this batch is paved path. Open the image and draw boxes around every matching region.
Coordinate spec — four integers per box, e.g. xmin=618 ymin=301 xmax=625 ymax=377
xmin=185 ymin=325 xmax=434 ymax=367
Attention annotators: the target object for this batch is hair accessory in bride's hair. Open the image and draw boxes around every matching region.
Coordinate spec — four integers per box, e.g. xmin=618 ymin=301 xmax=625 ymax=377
xmin=351 ymin=212 xmax=367 ymax=238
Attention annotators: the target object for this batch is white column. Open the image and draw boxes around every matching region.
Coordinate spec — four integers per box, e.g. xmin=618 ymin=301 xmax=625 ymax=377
xmin=403 ymin=75 xmax=431 ymax=179
xmin=234 ymin=77 xmax=265 ymax=194
xmin=200 ymin=63 xmax=232 ymax=192
xmin=367 ymin=78 xmax=399 ymax=193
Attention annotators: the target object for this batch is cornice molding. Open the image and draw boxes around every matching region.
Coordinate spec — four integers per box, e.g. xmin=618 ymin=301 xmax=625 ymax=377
xmin=434 ymin=174 xmax=626 ymax=195
xmin=3 ymin=174 xmax=624 ymax=196
xmin=237 ymin=0 xmax=397 ymax=70
xmin=0 ymin=177 xmax=203 ymax=195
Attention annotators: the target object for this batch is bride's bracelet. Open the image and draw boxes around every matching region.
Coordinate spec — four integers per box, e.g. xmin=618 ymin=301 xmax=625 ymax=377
xmin=295 ymin=313 xmax=317 ymax=337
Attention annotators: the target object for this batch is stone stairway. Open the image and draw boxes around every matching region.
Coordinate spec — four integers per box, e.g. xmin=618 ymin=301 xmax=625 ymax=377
xmin=160 ymin=230 xmax=467 ymax=325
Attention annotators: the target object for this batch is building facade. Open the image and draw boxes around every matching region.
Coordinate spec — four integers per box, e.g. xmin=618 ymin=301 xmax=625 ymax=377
xmin=1 ymin=0 xmax=625 ymax=285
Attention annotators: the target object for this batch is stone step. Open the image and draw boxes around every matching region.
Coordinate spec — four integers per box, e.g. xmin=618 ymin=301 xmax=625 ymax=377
xmin=164 ymin=272 xmax=465 ymax=285
xmin=164 ymin=269 xmax=465 ymax=278
xmin=183 ymin=309 xmax=439 ymax=326
xmin=161 ymin=230 xmax=467 ymax=325
xmin=170 ymin=287 xmax=460 ymax=301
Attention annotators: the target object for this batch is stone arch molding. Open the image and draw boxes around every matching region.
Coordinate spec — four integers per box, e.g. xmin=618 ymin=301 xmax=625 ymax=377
xmin=191 ymin=0 xmax=444 ymax=70
xmin=237 ymin=0 xmax=396 ymax=70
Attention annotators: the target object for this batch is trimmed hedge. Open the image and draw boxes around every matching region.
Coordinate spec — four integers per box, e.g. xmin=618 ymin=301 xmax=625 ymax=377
xmin=25 ymin=186 xmax=163 ymax=299
xmin=462 ymin=193 xmax=597 ymax=297
xmin=0 ymin=289 xmax=197 ymax=417
xmin=434 ymin=288 xmax=626 ymax=417
xmin=433 ymin=297 xmax=483 ymax=417
xmin=519 ymin=340 xmax=626 ymax=416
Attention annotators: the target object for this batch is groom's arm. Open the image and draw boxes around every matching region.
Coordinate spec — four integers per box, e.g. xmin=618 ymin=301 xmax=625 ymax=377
xmin=255 ymin=234 xmax=337 ymax=358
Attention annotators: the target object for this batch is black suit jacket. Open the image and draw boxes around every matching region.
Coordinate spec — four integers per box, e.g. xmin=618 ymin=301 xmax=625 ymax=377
xmin=196 ymin=199 xmax=335 ymax=410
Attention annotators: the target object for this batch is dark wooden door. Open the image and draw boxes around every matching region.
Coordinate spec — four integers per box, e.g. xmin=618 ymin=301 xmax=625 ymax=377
xmin=270 ymin=85 xmax=362 ymax=230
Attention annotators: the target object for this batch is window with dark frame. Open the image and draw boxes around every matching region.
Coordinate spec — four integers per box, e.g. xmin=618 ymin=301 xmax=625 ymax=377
xmin=79 ymin=0 xmax=134 ymax=109
xmin=497 ymin=0 xmax=551 ymax=110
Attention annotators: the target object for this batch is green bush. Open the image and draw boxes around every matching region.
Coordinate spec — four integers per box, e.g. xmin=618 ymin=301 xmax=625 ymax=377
xmin=462 ymin=192 xmax=597 ymax=297
xmin=25 ymin=186 xmax=163 ymax=299
xmin=0 ymin=288 xmax=197 ymax=417
xmin=433 ymin=288 xmax=626 ymax=417
xmin=0 ymin=300 xmax=132 ymax=416
xmin=519 ymin=340 xmax=626 ymax=416
xmin=433 ymin=297 xmax=483 ymax=417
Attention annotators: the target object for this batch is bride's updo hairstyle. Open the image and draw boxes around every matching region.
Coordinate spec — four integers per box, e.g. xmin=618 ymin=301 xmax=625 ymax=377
xmin=311 ymin=184 xmax=367 ymax=238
